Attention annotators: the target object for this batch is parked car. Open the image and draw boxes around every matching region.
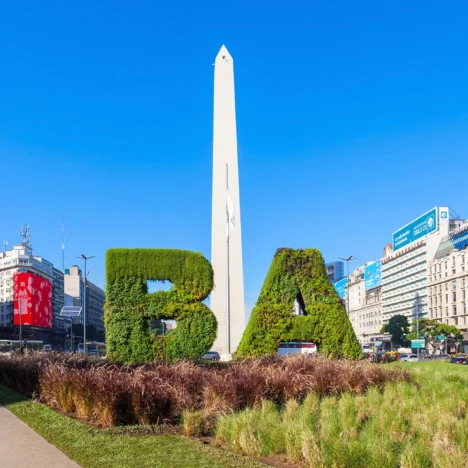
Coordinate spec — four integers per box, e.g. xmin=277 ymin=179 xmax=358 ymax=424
xmin=202 ymin=351 xmax=220 ymax=361
xmin=407 ymin=354 xmax=419 ymax=362
xmin=450 ymin=356 xmax=468 ymax=365
xmin=398 ymin=354 xmax=409 ymax=362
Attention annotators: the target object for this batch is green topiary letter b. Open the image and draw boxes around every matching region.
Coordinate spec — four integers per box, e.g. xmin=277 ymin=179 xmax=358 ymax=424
xmin=105 ymin=249 xmax=216 ymax=363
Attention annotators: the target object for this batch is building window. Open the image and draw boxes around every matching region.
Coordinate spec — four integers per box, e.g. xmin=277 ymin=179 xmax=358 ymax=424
xmin=454 ymin=317 xmax=458 ymax=325
xmin=453 ymin=305 xmax=457 ymax=315
xmin=446 ymin=284 xmax=448 ymax=291
xmin=445 ymin=262 xmax=448 ymax=270
xmin=453 ymin=280 xmax=457 ymax=290
xmin=446 ymin=294 xmax=449 ymax=303
xmin=446 ymin=306 xmax=449 ymax=316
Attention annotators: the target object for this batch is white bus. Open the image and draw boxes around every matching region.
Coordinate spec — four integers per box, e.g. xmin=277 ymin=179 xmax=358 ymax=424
xmin=277 ymin=342 xmax=317 ymax=356
xmin=77 ymin=341 xmax=106 ymax=356
xmin=0 ymin=340 xmax=44 ymax=353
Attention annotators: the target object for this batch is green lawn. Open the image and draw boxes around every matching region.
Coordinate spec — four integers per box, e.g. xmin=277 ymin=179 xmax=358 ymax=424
xmin=0 ymin=385 xmax=264 ymax=468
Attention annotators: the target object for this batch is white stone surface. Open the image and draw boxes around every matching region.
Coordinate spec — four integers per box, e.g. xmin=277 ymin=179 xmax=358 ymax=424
xmin=211 ymin=45 xmax=245 ymax=354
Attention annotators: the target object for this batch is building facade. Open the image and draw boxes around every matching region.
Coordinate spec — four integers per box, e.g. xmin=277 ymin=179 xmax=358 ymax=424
xmin=51 ymin=268 xmax=67 ymax=340
xmin=326 ymin=261 xmax=345 ymax=283
xmin=381 ymin=207 xmax=452 ymax=325
xmin=428 ymin=225 xmax=468 ymax=334
xmin=346 ymin=264 xmax=383 ymax=345
xmin=64 ymin=266 xmax=105 ymax=333
xmin=0 ymin=244 xmax=55 ymax=342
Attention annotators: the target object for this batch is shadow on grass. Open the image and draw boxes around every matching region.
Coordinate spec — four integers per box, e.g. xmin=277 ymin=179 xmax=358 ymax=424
xmin=0 ymin=384 xmax=29 ymax=405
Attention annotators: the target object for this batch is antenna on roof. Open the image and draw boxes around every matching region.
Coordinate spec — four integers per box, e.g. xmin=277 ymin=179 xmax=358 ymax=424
xmin=19 ymin=224 xmax=32 ymax=250
xmin=3 ymin=240 xmax=7 ymax=253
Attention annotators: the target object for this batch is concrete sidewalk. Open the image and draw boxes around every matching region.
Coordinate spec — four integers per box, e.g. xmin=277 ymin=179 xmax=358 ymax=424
xmin=0 ymin=404 xmax=80 ymax=467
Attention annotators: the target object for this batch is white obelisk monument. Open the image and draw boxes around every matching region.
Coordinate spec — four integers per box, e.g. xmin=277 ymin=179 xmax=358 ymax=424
xmin=211 ymin=45 xmax=245 ymax=357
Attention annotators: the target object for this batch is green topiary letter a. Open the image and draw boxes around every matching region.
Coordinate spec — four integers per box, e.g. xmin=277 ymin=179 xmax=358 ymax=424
xmin=236 ymin=248 xmax=362 ymax=359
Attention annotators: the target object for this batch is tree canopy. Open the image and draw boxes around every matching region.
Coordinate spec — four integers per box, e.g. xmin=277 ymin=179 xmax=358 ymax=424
xmin=380 ymin=315 xmax=409 ymax=347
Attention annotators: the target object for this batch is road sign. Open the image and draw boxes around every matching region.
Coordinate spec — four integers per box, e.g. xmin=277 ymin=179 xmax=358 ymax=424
xmin=437 ymin=335 xmax=445 ymax=341
xmin=60 ymin=306 xmax=82 ymax=317
xmin=411 ymin=339 xmax=425 ymax=349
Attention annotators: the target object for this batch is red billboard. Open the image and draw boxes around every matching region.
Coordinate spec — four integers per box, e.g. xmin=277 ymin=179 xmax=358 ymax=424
xmin=14 ymin=272 xmax=52 ymax=328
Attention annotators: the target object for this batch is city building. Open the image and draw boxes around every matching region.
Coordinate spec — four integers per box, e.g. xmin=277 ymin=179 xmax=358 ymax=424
xmin=381 ymin=207 xmax=453 ymax=325
xmin=428 ymin=224 xmax=468 ymax=337
xmin=326 ymin=261 xmax=345 ymax=283
xmin=51 ymin=267 xmax=67 ymax=342
xmin=346 ymin=262 xmax=383 ymax=345
xmin=0 ymin=242 xmax=54 ymax=342
xmin=64 ymin=265 xmax=105 ymax=333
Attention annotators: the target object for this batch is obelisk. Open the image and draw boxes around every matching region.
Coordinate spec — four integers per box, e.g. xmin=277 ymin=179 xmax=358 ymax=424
xmin=211 ymin=45 xmax=245 ymax=357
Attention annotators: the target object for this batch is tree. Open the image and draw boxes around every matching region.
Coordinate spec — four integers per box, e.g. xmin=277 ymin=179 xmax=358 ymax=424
xmin=408 ymin=318 xmax=463 ymax=353
xmin=381 ymin=315 xmax=409 ymax=347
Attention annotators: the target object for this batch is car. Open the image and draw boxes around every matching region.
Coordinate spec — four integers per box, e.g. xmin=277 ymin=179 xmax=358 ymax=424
xmin=450 ymin=357 xmax=468 ymax=365
xmin=202 ymin=351 xmax=220 ymax=361
xmin=407 ymin=354 xmax=419 ymax=362
xmin=399 ymin=354 xmax=409 ymax=362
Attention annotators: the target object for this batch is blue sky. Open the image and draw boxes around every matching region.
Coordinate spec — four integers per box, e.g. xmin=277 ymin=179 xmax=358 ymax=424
xmin=1 ymin=1 xmax=467 ymax=315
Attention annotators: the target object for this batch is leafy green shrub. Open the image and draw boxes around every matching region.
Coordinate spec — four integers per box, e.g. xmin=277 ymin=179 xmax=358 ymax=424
xmin=236 ymin=248 xmax=362 ymax=359
xmin=105 ymin=248 xmax=216 ymax=363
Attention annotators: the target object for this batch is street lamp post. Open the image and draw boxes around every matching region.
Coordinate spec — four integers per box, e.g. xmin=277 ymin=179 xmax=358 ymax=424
xmin=339 ymin=255 xmax=358 ymax=316
xmin=414 ymin=295 xmax=422 ymax=361
xmin=77 ymin=254 xmax=94 ymax=356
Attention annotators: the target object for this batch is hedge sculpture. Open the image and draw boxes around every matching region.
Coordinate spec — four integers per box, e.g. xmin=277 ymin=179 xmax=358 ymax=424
xmin=105 ymin=248 xmax=216 ymax=363
xmin=236 ymin=248 xmax=362 ymax=359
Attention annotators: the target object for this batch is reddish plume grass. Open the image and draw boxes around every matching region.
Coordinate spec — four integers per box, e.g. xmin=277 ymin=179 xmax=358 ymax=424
xmin=0 ymin=354 xmax=412 ymax=428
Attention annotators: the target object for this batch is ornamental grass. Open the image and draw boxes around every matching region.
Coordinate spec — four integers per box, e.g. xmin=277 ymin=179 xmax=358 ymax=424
xmin=0 ymin=354 xmax=411 ymax=429
xmin=215 ymin=363 xmax=468 ymax=467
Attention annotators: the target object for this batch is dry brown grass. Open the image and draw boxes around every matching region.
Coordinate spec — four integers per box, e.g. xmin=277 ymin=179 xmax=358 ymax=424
xmin=0 ymin=354 xmax=411 ymax=429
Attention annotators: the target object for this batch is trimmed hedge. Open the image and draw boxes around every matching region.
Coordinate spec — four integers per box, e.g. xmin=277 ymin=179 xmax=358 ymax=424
xmin=236 ymin=248 xmax=362 ymax=359
xmin=105 ymin=249 xmax=217 ymax=363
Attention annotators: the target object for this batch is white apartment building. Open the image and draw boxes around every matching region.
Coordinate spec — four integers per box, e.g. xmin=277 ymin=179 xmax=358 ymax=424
xmin=428 ymin=224 xmax=468 ymax=335
xmin=347 ymin=264 xmax=383 ymax=345
xmin=381 ymin=207 xmax=452 ymax=325
xmin=0 ymin=244 xmax=54 ymax=329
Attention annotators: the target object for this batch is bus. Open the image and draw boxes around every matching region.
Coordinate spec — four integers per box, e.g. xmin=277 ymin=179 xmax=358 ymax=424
xmin=0 ymin=340 xmax=44 ymax=353
xmin=77 ymin=341 xmax=106 ymax=356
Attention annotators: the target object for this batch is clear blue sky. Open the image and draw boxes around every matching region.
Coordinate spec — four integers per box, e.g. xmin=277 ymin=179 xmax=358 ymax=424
xmin=1 ymin=1 xmax=467 ymax=315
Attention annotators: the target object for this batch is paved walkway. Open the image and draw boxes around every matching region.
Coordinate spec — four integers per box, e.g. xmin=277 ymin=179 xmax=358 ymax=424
xmin=0 ymin=404 xmax=80 ymax=468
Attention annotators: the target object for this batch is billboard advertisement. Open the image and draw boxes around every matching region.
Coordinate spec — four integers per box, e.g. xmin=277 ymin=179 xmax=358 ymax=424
xmin=334 ymin=278 xmax=347 ymax=299
xmin=392 ymin=207 xmax=438 ymax=251
xmin=14 ymin=272 xmax=52 ymax=328
xmin=365 ymin=260 xmax=382 ymax=290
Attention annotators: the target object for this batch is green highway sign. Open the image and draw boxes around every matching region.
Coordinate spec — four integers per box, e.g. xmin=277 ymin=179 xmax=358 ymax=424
xmin=411 ymin=339 xmax=425 ymax=349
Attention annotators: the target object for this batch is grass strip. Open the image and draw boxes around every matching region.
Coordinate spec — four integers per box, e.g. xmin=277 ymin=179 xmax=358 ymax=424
xmin=0 ymin=385 xmax=264 ymax=468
